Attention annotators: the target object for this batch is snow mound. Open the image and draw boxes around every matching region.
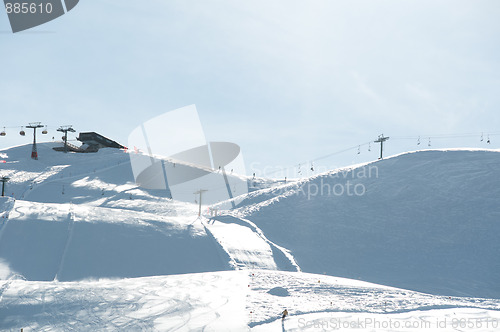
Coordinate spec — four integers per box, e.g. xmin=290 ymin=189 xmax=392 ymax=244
xmin=267 ymin=286 xmax=289 ymax=297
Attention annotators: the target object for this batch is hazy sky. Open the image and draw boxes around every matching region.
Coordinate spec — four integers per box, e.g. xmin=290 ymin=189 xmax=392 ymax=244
xmin=1 ymin=1 xmax=499 ymax=177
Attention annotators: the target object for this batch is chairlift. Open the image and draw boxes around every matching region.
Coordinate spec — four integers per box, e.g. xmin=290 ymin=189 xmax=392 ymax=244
xmin=357 ymin=145 xmax=360 ymax=154
xmin=480 ymin=133 xmax=484 ymax=142
xmin=368 ymin=143 xmax=371 ymax=151
xmin=417 ymin=136 xmax=420 ymax=145
xmin=42 ymin=126 xmax=48 ymax=134
xmin=0 ymin=127 xmax=6 ymax=136
xmin=487 ymin=135 xmax=491 ymax=144
xmin=428 ymin=137 xmax=431 ymax=147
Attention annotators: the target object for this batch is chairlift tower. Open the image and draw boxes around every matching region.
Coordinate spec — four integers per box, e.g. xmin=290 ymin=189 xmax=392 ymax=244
xmin=57 ymin=125 xmax=76 ymax=153
xmin=194 ymin=189 xmax=208 ymax=216
xmin=1 ymin=176 xmax=10 ymax=197
xmin=374 ymin=134 xmax=390 ymax=160
xmin=26 ymin=122 xmax=45 ymax=159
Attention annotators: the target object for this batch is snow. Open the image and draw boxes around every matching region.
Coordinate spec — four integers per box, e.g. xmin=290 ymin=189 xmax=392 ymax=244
xmin=253 ymin=309 xmax=500 ymax=332
xmin=229 ymin=150 xmax=500 ymax=299
xmin=246 ymin=271 xmax=500 ymax=327
xmin=1 ymin=270 xmax=499 ymax=331
xmin=203 ymin=218 xmax=278 ymax=270
xmin=267 ymin=286 xmax=290 ymax=297
xmin=1 ymin=143 xmax=500 ymax=330
xmin=0 ymin=200 xmax=228 ymax=281
xmin=0 ymin=271 xmax=249 ymax=331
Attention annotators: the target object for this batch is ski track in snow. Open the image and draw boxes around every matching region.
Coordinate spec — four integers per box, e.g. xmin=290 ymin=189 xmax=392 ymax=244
xmin=1 ymin=270 xmax=499 ymax=331
xmin=246 ymin=271 xmax=500 ymax=327
xmin=202 ymin=216 xmax=279 ymax=271
xmin=252 ymin=308 xmax=500 ymax=332
xmin=207 ymin=215 xmax=301 ymax=272
xmin=0 ymin=271 xmax=249 ymax=331
xmin=54 ymin=204 xmax=75 ymax=281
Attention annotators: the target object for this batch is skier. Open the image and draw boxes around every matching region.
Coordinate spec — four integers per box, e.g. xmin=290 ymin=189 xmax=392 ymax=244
xmin=281 ymin=309 xmax=288 ymax=321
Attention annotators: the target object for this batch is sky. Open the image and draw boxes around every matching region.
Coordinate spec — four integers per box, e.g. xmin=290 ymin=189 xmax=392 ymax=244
xmin=1 ymin=0 xmax=499 ymax=178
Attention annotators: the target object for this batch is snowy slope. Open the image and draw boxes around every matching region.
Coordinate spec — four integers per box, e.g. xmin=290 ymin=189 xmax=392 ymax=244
xmin=227 ymin=150 xmax=500 ymax=299
xmin=0 ymin=143 xmax=291 ymax=282
xmin=0 ymin=142 xmax=278 ymax=209
xmin=0 ymin=271 xmax=249 ymax=331
xmin=1 ymin=270 xmax=499 ymax=331
xmin=2 ymin=144 xmax=500 ymax=330
xmin=0 ymin=200 xmax=231 ymax=281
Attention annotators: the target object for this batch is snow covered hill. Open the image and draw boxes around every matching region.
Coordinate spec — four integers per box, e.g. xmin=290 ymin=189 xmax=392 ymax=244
xmin=1 ymin=143 xmax=500 ymax=330
xmin=227 ymin=149 xmax=500 ymax=299
xmin=1 ymin=270 xmax=499 ymax=331
xmin=0 ymin=200 xmax=231 ymax=281
xmin=0 ymin=144 xmax=231 ymax=281
xmin=0 ymin=143 xmax=278 ymax=282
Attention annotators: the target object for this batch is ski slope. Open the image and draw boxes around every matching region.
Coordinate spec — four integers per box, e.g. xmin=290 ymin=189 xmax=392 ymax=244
xmin=1 ymin=143 xmax=500 ymax=330
xmin=228 ymin=149 xmax=500 ymax=299
xmin=0 ymin=200 xmax=230 ymax=281
xmin=1 ymin=270 xmax=499 ymax=331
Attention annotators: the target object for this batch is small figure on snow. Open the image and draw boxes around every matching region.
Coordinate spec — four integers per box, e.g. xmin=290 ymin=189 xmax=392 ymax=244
xmin=281 ymin=309 xmax=288 ymax=320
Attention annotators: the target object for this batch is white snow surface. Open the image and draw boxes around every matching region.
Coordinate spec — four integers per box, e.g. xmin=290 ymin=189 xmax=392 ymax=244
xmin=0 ymin=143 xmax=499 ymax=330
xmin=229 ymin=149 xmax=500 ymax=299
xmin=1 ymin=270 xmax=499 ymax=331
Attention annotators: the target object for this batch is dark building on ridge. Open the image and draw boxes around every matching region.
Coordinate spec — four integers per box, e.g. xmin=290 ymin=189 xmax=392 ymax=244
xmin=53 ymin=132 xmax=126 ymax=153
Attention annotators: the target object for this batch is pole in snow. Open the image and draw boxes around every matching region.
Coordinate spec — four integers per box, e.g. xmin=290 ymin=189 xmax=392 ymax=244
xmin=374 ymin=134 xmax=390 ymax=160
xmin=1 ymin=177 xmax=10 ymax=196
xmin=194 ymin=189 xmax=208 ymax=216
